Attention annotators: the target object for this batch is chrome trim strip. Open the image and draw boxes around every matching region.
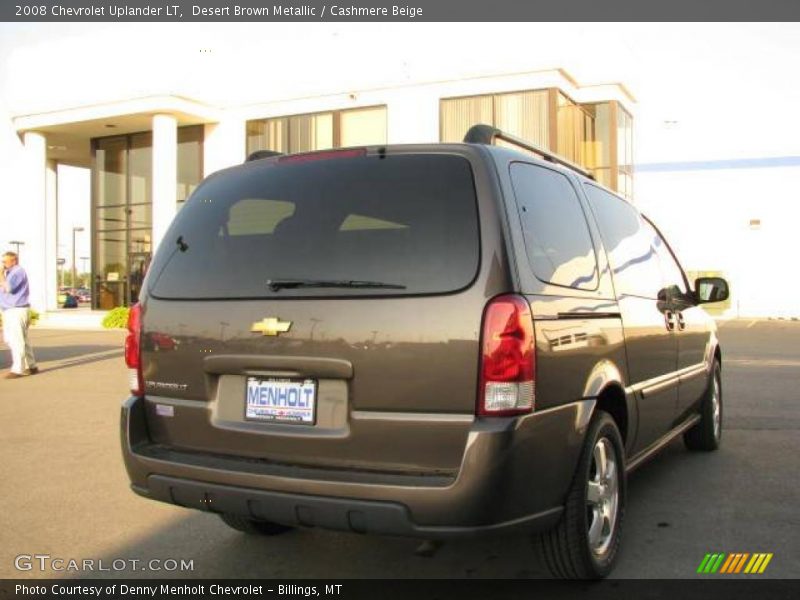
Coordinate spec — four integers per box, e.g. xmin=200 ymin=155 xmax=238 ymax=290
xmin=639 ymin=375 xmax=677 ymax=397
xmin=143 ymin=396 xmax=204 ymax=408
xmin=626 ymin=414 xmax=701 ymax=473
xmin=351 ymin=411 xmax=474 ymax=423
xmin=627 ymin=372 xmax=677 ymax=397
xmin=203 ymin=355 xmax=353 ymax=379
xmin=678 ymin=363 xmax=708 ymax=381
xmin=626 ymin=362 xmax=708 ymax=397
xmin=556 ymin=312 xmax=622 ymax=320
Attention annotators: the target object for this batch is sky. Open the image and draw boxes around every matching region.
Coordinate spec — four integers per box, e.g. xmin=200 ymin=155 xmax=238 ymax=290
xmin=1 ymin=22 xmax=799 ymax=270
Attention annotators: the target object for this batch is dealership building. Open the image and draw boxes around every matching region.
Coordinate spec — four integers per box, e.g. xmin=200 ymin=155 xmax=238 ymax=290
xmin=9 ymin=68 xmax=634 ymax=312
xmin=3 ymin=23 xmax=798 ymax=318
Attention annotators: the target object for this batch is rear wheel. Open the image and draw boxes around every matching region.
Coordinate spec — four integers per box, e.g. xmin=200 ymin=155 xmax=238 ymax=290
xmin=219 ymin=513 xmax=294 ymax=536
xmin=535 ymin=411 xmax=626 ymax=579
xmin=684 ymin=360 xmax=722 ymax=451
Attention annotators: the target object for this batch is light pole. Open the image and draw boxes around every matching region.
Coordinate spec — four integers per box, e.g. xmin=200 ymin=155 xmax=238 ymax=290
xmin=71 ymin=226 xmax=84 ymax=289
xmin=9 ymin=240 xmax=24 ymax=259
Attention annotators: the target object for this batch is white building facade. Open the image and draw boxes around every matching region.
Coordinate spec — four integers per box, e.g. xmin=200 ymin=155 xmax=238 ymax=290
xmin=8 ymin=68 xmax=634 ymax=312
xmin=2 ymin=23 xmax=799 ymax=318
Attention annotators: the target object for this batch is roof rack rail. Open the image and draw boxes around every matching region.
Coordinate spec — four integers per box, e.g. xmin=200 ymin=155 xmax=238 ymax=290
xmin=463 ymin=124 xmax=594 ymax=179
xmin=246 ymin=150 xmax=284 ymax=162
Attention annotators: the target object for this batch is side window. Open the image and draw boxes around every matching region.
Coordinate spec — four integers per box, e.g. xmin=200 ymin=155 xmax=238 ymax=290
xmin=584 ymin=184 xmax=663 ymax=299
xmin=510 ymin=163 xmax=598 ymax=290
xmin=640 ymin=217 xmax=687 ymax=295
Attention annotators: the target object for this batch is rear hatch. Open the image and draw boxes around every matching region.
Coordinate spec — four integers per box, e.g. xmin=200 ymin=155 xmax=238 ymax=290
xmin=139 ymin=148 xmax=502 ymax=476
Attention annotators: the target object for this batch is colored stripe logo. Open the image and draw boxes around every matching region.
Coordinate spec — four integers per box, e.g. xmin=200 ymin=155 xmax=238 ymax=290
xmin=697 ymin=553 xmax=773 ymax=574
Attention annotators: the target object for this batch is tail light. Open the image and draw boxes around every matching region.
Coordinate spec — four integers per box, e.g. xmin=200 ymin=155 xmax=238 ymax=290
xmin=125 ymin=303 xmax=143 ymax=396
xmin=478 ymin=294 xmax=536 ymax=416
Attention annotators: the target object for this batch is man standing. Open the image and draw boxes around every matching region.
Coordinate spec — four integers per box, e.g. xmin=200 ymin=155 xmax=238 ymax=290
xmin=0 ymin=251 xmax=38 ymax=379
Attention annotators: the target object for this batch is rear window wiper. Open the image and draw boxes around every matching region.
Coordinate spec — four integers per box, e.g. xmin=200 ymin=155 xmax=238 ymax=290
xmin=266 ymin=278 xmax=406 ymax=292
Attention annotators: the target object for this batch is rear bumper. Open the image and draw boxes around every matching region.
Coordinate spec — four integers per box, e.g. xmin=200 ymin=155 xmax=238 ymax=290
xmin=134 ymin=475 xmax=563 ymax=538
xmin=121 ymin=396 xmax=593 ymax=539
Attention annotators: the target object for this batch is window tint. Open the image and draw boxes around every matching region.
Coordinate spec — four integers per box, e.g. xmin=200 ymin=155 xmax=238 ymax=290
xmin=584 ymin=184 xmax=663 ymax=299
xmin=225 ymin=199 xmax=294 ymax=235
xmin=510 ymin=163 xmax=598 ymax=290
xmin=339 ymin=214 xmax=407 ymax=231
xmin=149 ymin=154 xmax=479 ymax=298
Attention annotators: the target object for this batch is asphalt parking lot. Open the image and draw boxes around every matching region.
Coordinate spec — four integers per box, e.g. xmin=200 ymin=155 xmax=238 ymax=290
xmin=1 ymin=319 xmax=798 ymax=580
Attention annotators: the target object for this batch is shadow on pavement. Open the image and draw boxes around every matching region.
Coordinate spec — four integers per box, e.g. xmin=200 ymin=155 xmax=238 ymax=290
xmin=60 ymin=510 xmax=550 ymax=579
xmin=0 ymin=345 xmax=122 ymax=373
xmin=33 ymin=349 xmax=124 ymax=374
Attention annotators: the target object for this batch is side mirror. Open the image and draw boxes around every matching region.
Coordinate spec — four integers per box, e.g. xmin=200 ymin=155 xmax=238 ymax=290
xmin=694 ymin=277 xmax=729 ymax=304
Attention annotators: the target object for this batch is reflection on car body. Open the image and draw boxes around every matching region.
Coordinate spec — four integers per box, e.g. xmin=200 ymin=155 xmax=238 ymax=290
xmin=120 ymin=125 xmax=729 ymax=579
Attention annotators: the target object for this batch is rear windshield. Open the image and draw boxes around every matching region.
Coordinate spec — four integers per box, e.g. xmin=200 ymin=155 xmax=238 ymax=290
xmin=149 ymin=153 xmax=480 ymax=299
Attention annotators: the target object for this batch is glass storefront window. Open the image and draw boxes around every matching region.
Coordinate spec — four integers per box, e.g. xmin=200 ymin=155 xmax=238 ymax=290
xmin=440 ymin=91 xmax=550 ymax=147
xmin=128 ymin=133 xmax=152 ymax=205
xmin=617 ymin=106 xmax=634 ymax=200
xmin=94 ymin=133 xmax=152 ymax=308
xmin=593 ymin=167 xmax=613 ymax=190
xmin=95 ymin=205 xmax=127 ymax=230
xmin=587 ymin=103 xmax=611 ymax=172
xmin=583 ymin=102 xmax=611 ymax=186
xmin=95 ymin=137 xmax=126 ymax=208
xmin=92 ymin=125 xmax=203 ymax=307
xmin=440 ymin=95 xmax=494 ymax=143
xmin=247 ymin=107 xmax=386 ymax=155
xmin=496 ymin=90 xmax=550 ymax=148
xmin=557 ymin=92 xmax=596 ymax=169
xmin=94 ymin=228 xmax=127 ymax=309
xmin=94 ymin=135 xmax=134 ymax=308
xmin=247 ymin=118 xmax=288 ymax=155
xmin=95 ymin=231 xmax=127 ymax=279
xmin=177 ymin=125 xmax=204 ymax=208
xmin=128 ymin=203 xmax=153 ymax=230
xmin=340 ymin=106 xmax=388 ymax=147
xmin=441 ymin=91 xmax=631 ymax=200
xmin=579 ymin=101 xmax=633 ymax=200
xmin=289 ymin=113 xmax=333 ymax=152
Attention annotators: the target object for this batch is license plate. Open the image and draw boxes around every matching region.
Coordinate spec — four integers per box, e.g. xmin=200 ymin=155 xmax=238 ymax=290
xmin=245 ymin=378 xmax=317 ymax=424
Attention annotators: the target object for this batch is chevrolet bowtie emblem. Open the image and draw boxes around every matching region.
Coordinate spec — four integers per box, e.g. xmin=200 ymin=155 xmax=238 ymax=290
xmin=251 ymin=317 xmax=292 ymax=336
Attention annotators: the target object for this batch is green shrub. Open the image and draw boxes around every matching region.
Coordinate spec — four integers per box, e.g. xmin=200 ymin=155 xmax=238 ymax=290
xmin=0 ymin=308 xmax=39 ymax=328
xmin=102 ymin=306 xmax=130 ymax=329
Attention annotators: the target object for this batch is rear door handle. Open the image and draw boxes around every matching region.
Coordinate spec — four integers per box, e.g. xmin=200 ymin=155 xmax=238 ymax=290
xmin=664 ymin=310 xmax=676 ymax=331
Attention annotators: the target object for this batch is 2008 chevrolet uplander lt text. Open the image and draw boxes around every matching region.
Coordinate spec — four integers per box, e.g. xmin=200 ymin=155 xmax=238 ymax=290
xmin=120 ymin=125 xmax=730 ymax=579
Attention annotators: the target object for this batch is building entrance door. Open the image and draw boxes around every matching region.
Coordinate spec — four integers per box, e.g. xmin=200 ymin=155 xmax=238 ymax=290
xmin=128 ymin=252 xmax=151 ymax=305
xmin=92 ymin=126 xmax=203 ymax=307
xmin=92 ymin=132 xmax=152 ymax=309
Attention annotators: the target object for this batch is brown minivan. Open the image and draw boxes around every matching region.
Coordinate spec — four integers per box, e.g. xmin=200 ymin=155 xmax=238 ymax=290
xmin=121 ymin=125 xmax=729 ymax=579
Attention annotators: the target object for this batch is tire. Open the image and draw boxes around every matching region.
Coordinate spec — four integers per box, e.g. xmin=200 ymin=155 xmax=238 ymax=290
xmin=535 ymin=411 xmax=626 ymax=579
xmin=684 ymin=360 xmax=722 ymax=452
xmin=219 ymin=513 xmax=295 ymax=536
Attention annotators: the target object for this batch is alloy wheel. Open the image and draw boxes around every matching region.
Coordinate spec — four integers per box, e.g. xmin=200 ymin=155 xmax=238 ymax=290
xmin=586 ymin=437 xmax=619 ymax=556
xmin=712 ymin=374 xmax=721 ymax=441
